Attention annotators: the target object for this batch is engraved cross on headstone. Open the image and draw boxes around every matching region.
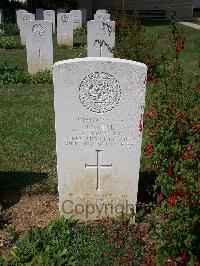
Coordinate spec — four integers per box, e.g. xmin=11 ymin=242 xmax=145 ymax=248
xmin=85 ymin=150 xmax=112 ymax=190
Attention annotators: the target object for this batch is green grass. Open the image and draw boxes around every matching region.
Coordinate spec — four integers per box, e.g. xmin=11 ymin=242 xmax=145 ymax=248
xmin=0 ymin=23 xmax=199 ymax=195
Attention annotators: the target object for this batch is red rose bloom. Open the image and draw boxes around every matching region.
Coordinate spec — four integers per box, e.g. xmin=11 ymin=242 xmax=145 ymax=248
xmin=168 ymin=167 xmax=172 ymax=177
xmin=180 ymin=250 xmax=188 ymax=263
xmin=183 ymin=152 xmax=190 ymax=160
xmin=187 ymin=144 xmax=192 ymax=151
xmin=145 ymin=144 xmax=154 ymax=156
xmin=176 ymin=111 xmax=183 ymax=121
xmin=167 ymin=195 xmax=176 ymax=206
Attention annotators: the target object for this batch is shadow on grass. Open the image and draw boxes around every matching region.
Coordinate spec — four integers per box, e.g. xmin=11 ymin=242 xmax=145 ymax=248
xmin=0 ymin=171 xmax=49 ymax=208
xmin=137 ymin=171 xmax=156 ymax=204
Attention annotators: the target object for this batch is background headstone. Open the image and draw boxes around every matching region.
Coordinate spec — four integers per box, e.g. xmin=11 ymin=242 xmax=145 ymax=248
xmin=43 ymin=10 xmax=55 ymax=33
xmin=94 ymin=13 xmax=110 ymax=21
xmin=80 ymin=8 xmax=87 ymax=24
xmin=36 ymin=8 xmax=44 ymax=20
xmin=70 ymin=10 xmax=82 ymax=30
xmin=16 ymin=9 xmax=28 ymax=28
xmin=96 ymin=10 xmax=108 ymax=13
xmin=26 ymin=20 xmax=53 ymax=74
xmin=0 ymin=9 xmax=3 ymax=24
xmin=87 ymin=20 xmax=115 ymax=57
xmin=53 ymin=57 xmax=147 ymax=221
xmin=19 ymin=12 xmax=35 ymax=46
xmin=57 ymin=13 xmax=73 ymax=47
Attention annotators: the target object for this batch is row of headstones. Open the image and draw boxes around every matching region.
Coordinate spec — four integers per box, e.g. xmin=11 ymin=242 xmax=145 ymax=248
xmin=16 ymin=9 xmax=83 ymax=45
xmin=16 ymin=8 xmax=115 ymax=74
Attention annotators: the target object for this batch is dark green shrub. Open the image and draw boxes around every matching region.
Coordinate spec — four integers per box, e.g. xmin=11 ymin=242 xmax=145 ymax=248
xmin=10 ymin=218 xmax=77 ymax=265
xmin=0 ymin=23 xmax=19 ymax=36
xmin=0 ymin=65 xmax=52 ymax=84
xmin=0 ymin=37 xmax=17 ymax=49
xmin=31 ymin=69 xmax=53 ymax=84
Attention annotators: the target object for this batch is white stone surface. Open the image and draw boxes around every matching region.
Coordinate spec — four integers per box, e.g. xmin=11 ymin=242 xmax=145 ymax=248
xmin=80 ymin=8 xmax=87 ymax=24
xmin=19 ymin=12 xmax=35 ymax=46
xmin=70 ymin=10 xmax=82 ymax=30
xmin=26 ymin=20 xmax=53 ymax=74
xmin=43 ymin=10 xmax=55 ymax=33
xmin=53 ymin=57 xmax=147 ymax=221
xmin=94 ymin=13 xmax=110 ymax=21
xmin=36 ymin=8 xmax=44 ymax=20
xmin=57 ymin=13 xmax=73 ymax=47
xmin=0 ymin=10 xmax=2 ymax=24
xmin=96 ymin=10 xmax=108 ymax=14
xmin=87 ymin=20 xmax=115 ymax=57
xmin=16 ymin=9 xmax=28 ymax=28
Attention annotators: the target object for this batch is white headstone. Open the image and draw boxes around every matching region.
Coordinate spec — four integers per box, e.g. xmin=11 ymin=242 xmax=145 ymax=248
xmin=94 ymin=13 xmax=110 ymax=21
xmin=19 ymin=12 xmax=35 ymax=46
xmin=70 ymin=10 xmax=82 ymax=30
xmin=87 ymin=20 xmax=115 ymax=57
xmin=0 ymin=10 xmax=3 ymax=24
xmin=43 ymin=10 xmax=55 ymax=33
xmin=96 ymin=10 xmax=108 ymax=14
xmin=80 ymin=8 xmax=87 ymax=24
xmin=16 ymin=9 xmax=28 ymax=28
xmin=57 ymin=13 xmax=73 ymax=47
xmin=53 ymin=57 xmax=147 ymax=221
xmin=26 ymin=20 xmax=53 ymax=74
xmin=36 ymin=8 xmax=44 ymax=20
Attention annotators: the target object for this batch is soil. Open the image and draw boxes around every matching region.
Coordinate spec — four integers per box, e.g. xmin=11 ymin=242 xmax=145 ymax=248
xmin=0 ymin=193 xmax=59 ymax=260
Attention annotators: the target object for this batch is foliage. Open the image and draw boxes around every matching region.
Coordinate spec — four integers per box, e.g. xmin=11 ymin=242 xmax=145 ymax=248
xmin=10 ymin=217 xmax=77 ymax=265
xmin=0 ymin=23 xmax=19 ymax=36
xmin=137 ymin=10 xmax=200 ymax=264
xmin=0 ymin=37 xmax=17 ymax=49
xmin=8 ymin=216 xmax=145 ymax=265
xmin=74 ymin=26 xmax=86 ymax=36
xmin=114 ymin=12 xmax=162 ymax=80
xmin=0 ymin=256 xmax=7 ymax=266
xmin=40 ymin=0 xmax=78 ymax=10
xmin=0 ymin=65 xmax=52 ymax=84
xmin=0 ymin=0 xmax=26 ymax=23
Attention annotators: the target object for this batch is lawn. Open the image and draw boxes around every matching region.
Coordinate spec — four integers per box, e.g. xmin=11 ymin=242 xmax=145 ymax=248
xmin=0 ymin=21 xmax=199 ymax=194
xmin=0 ymin=19 xmax=199 ymax=265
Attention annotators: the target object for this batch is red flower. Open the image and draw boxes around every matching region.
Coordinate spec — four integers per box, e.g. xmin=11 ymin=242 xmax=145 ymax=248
xmin=183 ymin=152 xmax=190 ymax=160
xmin=176 ymin=111 xmax=183 ymax=121
xmin=143 ymin=77 xmax=147 ymax=85
xmin=176 ymin=44 xmax=183 ymax=54
xmin=175 ymin=176 xmax=181 ymax=184
xmin=167 ymin=195 xmax=176 ymax=206
xmin=155 ymin=164 xmax=159 ymax=171
xmin=163 ymin=107 xmax=168 ymax=113
xmin=146 ymin=108 xmax=156 ymax=118
xmin=139 ymin=114 xmax=143 ymax=132
xmin=145 ymin=144 xmax=154 ymax=156
xmin=180 ymin=250 xmax=188 ymax=263
xmin=187 ymin=144 xmax=192 ymax=152
xmin=149 ymin=163 xmax=153 ymax=171
xmin=157 ymin=193 xmax=164 ymax=203
xmin=186 ymin=188 xmax=191 ymax=199
xmin=168 ymin=167 xmax=172 ymax=177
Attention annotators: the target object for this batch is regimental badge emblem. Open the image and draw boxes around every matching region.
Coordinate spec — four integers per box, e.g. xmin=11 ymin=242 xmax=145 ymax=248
xmin=79 ymin=72 xmax=121 ymax=113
